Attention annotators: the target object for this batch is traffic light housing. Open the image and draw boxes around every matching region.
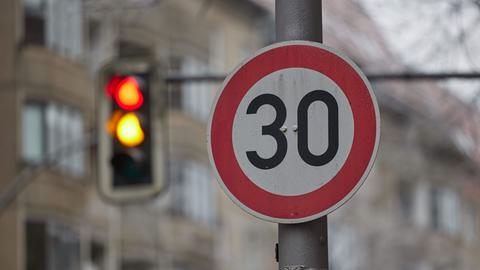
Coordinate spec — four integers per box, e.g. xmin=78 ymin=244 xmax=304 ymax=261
xmin=99 ymin=70 xmax=165 ymax=202
xmin=107 ymin=74 xmax=151 ymax=187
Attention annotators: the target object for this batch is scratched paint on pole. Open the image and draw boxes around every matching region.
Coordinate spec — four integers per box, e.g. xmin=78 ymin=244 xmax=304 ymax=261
xmin=207 ymin=41 xmax=380 ymax=224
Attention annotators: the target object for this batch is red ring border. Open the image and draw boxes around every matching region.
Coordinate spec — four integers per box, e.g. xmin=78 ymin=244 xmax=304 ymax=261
xmin=209 ymin=42 xmax=378 ymax=222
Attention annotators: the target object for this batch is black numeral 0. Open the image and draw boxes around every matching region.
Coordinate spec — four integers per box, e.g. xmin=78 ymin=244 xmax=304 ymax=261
xmin=297 ymin=90 xmax=339 ymax=166
xmin=246 ymin=90 xmax=339 ymax=169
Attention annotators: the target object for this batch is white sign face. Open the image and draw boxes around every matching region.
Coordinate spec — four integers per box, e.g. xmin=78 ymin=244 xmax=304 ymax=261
xmin=232 ymin=68 xmax=354 ymax=196
xmin=208 ymin=41 xmax=380 ymax=224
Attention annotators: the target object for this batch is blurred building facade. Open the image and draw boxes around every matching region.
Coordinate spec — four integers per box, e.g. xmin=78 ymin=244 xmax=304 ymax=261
xmin=0 ymin=0 xmax=101 ymax=270
xmin=0 ymin=0 xmax=275 ymax=270
xmin=321 ymin=2 xmax=480 ymax=270
xmin=0 ymin=0 xmax=480 ymax=270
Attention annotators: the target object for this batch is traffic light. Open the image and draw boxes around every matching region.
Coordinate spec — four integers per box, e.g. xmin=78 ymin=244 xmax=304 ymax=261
xmin=105 ymin=74 xmax=152 ymax=188
xmin=99 ymin=71 xmax=165 ymax=202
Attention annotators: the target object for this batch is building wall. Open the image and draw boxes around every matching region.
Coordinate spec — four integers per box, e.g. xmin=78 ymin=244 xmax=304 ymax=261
xmin=0 ymin=0 xmax=116 ymax=269
xmin=321 ymin=2 xmax=480 ymax=270
xmin=0 ymin=1 xmax=21 ymax=267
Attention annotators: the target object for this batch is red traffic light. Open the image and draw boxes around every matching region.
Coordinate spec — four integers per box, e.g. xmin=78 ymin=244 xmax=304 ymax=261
xmin=106 ymin=76 xmax=144 ymax=111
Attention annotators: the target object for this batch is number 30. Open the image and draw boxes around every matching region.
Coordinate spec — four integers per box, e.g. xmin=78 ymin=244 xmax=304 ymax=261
xmin=246 ymin=90 xmax=339 ymax=170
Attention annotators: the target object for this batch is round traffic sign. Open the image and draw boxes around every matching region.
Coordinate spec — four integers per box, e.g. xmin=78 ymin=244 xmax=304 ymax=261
xmin=207 ymin=41 xmax=380 ymax=223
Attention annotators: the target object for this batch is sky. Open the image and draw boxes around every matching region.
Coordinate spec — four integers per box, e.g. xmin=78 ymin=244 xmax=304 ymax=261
xmin=358 ymin=0 xmax=480 ymax=104
xmin=251 ymin=0 xmax=480 ymax=106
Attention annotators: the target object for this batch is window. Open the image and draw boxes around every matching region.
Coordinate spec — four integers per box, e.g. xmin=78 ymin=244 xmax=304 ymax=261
xmin=183 ymin=160 xmax=216 ymax=225
xmin=121 ymin=260 xmax=155 ymax=270
xmin=24 ymin=0 xmax=46 ymax=45
xmin=70 ymin=112 xmax=85 ymax=176
xmin=23 ymin=0 xmax=83 ymax=59
xmin=179 ymin=57 xmax=216 ymax=121
xmin=413 ymin=181 xmax=430 ymax=227
xmin=330 ymin=223 xmax=362 ymax=270
xmin=453 ymin=130 xmax=475 ymax=156
xmin=464 ymin=203 xmax=478 ymax=243
xmin=244 ymin=230 xmax=264 ymax=270
xmin=87 ymin=19 xmax=101 ymax=51
xmin=89 ymin=241 xmax=106 ymax=270
xmin=22 ymin=102 xmax=86 ymax=176
xmin=397 ymin=180 xmax=414 ymax=220
xmin=440 ymin=189 xmax=460 ymax=235
xmin=26 ymin=221 xmax=47 ymax=270
xmin=169 ymin=158 xmax=217 ymax=227
xmin=26 ymin=220 xmax=81 ymax=270
xmin=24 ymin=0 xmax=44 ymax=10
xmin=168 ymin=56 xmax=217 ymax=121
xmin=48 ymin=223 xmax=81 ymax=270
xmin=22 ymin=103 xmax=46 ymax=163
xmin=167 ymin=57 xmax=183 ymax=110
xmin=171 ymin=261 xmax=200 ymax=270
xmin=209 ymin=30 xmax=225 ymax=72
xmin=430 ymin=187 xmax=441 ymax=230
xmin=396 ymin=180 xmax=435 ymax=229
xmin=118 ymin=40 xmax=151 ymax=58
xmin=430 ymin=187 xmax=460 ymax=235
xmin=258 ymin=15 xmax=275 ymax=46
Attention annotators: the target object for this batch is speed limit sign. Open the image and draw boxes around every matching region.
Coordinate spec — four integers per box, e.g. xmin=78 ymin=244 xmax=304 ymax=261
xmin=207 ymin=41 xmax=380 ymax=223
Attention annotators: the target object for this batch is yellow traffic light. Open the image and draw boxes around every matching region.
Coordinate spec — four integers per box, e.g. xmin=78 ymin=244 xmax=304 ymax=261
xmin=115 ymin=112 xmax=145 ymax=147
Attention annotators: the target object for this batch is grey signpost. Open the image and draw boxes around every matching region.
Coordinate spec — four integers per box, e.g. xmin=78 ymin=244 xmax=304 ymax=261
xmin=209 ymin=1 xmax=379 ymax=270
xmin=275 ymin=1 xmax=328 ymax=270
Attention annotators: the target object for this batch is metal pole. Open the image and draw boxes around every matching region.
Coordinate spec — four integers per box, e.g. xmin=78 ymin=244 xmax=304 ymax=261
xmin=276 ymin=0 xmax=322 ymax=43
xmin=276 ymin=1 xmax=328 ymax=270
